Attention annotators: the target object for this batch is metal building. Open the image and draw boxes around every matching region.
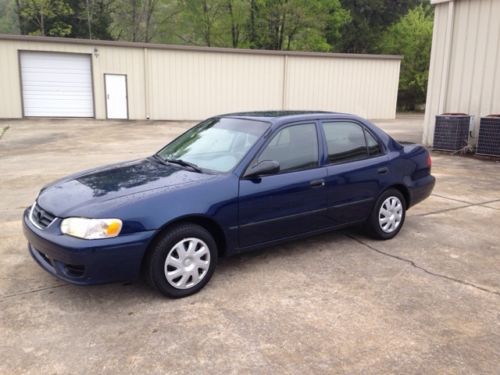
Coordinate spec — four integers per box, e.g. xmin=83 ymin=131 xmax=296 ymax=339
xmin=0 ymin=34 xmax=401 ymax=121
xmin=423 ymin=0 xmax=500 ymax=145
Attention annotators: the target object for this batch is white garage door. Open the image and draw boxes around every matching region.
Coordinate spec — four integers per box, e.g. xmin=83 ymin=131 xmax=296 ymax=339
xmin=20 ymin=51 xmax=94 ymax=117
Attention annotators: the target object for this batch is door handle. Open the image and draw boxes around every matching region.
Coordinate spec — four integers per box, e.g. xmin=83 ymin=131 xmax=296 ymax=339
xmin=310 ymin=179 xmax=325 ymax=188
xmin=377 ymin=167 xmax=389 ymax=175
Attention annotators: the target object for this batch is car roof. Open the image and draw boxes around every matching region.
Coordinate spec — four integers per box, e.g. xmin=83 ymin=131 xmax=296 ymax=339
xmin=221 ymin=110 xmax=332 ymax=118
xmin=219 ymin=110 xmax=363 ymax=125
xmin=217 ymin=110 xmax=394 ymax=146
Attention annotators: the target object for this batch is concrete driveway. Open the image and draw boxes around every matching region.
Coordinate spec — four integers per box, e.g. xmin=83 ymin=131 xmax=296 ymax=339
xmin=1 ymin=115 xmax=499 ymax=374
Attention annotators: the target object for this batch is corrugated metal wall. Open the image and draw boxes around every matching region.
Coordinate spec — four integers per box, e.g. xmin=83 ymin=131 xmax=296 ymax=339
xmin=285 ymin=57 xmax=400 ymax=119
xmin=147 ymin=50 xmax=284 ymax=120
xmin=424 ymin=0 xmax=500 ymax=145
xmin=0 ymin=39 xmax=147 ymax=119
xmin=0 ymin=40 xmax=24 ymax=119
xmin=0 ymin=37 xmax=401 ymax=121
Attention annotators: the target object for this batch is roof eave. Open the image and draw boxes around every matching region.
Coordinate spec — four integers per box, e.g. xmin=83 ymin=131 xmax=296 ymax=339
xmin=0 ymin=33 xmax=403 ymax=61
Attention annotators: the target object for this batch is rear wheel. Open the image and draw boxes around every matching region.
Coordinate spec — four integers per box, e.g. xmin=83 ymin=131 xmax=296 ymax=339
xmin=146 ymin=224 xmax=217 ymax=298
xmin=366 ymin=189 xmax=406 ymax=240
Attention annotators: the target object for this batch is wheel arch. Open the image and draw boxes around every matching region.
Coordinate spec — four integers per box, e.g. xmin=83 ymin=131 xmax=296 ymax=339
xmin=152 ymin=214 xmax=226 ymax=254
xmin=141 ymin=215 xmax=228 ymax=275
xmin=387 ymin=184 xmax=410 ymax=208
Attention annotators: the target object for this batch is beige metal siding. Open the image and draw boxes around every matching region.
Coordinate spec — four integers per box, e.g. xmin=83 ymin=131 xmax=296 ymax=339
xmin=0 ymin=36 xmax=401 ymax=121
xmin=285 ymin=57 xmax=400 ymax=119
xmin=94 ymin=46 xmax=146 ymax=119
xmin=0 ymin=40 xmax=146 ymax=119
xmin=423 ymin=3 xmax=451 ymax=145
xmin=424 ymin=0 xmax=500 ymax=145
xmin=0 ymin=40 xmax=25 ymax=118
xmin=147 ymin=50 xmax=284 ymax=120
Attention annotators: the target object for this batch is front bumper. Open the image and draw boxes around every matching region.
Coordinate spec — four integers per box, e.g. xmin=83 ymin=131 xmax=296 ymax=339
xmin=23 ymin=208 xmax=157 ymax=285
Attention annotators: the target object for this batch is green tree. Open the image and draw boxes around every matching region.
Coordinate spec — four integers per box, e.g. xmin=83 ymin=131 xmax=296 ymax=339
xmin=7 ymin=0 xmax=112 ymax=39
xmin=19 ymin=0 xmax=73 ymax=36
xmin=290 ymin=0 xmax=350 ymax=51
xmin=379 ymin=4 xmax=433 ymax=110
xmin=224 ymin=0 xmax=249 ymax=47
xmin=65 ymin=0 xmax=113 ymax=40
xmin=111 ymin=0 xmax=178 ymax=42
xmin=147 ymin=0 xmax=182 ymax=43
xmin=150 ymin=0 xmax=249 ymax=47
xmin=175 ymin=0 xmax=227 ymax=46
xmin=0 ymin=0 xmax=21 ymax=33
xmin=246 ymin=0 xmax=350 ymax=51
xmin=110 ymin=0 xmax=143 ymax=41
xmin=337 ymin=0 xmax=422 ymax=53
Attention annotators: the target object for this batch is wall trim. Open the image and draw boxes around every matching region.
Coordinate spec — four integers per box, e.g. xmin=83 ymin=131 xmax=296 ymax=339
xmin=0 ymin=33 xmax=403 ymax=61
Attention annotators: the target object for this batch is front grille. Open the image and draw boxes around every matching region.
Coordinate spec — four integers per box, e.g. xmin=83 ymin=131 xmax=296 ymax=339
xmin=30 ymin=202 xmax=56 ymax=229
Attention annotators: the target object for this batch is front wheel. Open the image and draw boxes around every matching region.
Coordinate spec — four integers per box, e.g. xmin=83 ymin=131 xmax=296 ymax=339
xmin=145 ymin=224 xmax=217 ymax=298
xmin=366 ymin=189 xmax=406 ymax=240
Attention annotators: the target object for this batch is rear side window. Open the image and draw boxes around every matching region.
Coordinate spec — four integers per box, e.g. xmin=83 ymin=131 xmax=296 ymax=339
xmin=322 ymin=121 xmax=381 ymax=163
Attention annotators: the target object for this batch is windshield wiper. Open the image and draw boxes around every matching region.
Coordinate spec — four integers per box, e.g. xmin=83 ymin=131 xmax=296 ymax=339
xmin=153 ymin=154 xmax=203 ymax=173
xmin=168 ymin=159 xmax=203 ymax=173
xmin=152 ymin=154 xmax=167 ymax=163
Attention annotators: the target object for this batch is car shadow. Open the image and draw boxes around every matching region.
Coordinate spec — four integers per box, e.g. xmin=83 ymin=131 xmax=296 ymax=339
xmin=34 ymin=227 xmax=368 ymax=305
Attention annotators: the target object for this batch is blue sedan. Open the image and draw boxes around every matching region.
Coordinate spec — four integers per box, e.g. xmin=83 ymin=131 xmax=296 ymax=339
xmin=23 ymin=111 xmax=435 ymax=298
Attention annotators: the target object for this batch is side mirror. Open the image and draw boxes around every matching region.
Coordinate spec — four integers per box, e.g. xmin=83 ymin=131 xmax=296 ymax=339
xmin=244 ymin=160 xmax=280 ymax=178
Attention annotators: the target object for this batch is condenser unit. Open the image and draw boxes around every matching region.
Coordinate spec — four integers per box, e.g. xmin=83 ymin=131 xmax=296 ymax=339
xmin=477 ymin=115 xmax=500 ymax=156
xmin=433 ymin=113 xmax=470 ymax=152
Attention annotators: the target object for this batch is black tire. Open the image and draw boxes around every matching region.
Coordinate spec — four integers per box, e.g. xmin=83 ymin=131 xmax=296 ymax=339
xmin=366 ymin=188 xmax=406 ymax=240
xmin=145 ymin=223 xmax=218 ymax=298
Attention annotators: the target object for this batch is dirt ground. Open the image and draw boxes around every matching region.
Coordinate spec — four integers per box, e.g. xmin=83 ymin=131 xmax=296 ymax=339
xmin=1 ymin=114 xmax=499 ymax=374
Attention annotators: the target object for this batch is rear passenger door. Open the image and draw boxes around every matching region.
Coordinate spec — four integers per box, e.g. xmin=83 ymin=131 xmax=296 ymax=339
xmin=320 ymin=120 xmax=389 ymax=226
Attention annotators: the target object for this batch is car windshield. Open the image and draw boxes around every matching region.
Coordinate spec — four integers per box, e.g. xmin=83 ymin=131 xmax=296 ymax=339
xmin=156 ymin=117 xmax=270 ymax=173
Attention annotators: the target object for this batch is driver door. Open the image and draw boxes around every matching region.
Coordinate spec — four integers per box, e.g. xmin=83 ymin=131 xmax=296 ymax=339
xmin=238 ymin=122 xmax=328 ymax=248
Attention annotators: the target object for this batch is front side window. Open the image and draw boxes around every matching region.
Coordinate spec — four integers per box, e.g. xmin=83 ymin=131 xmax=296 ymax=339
xmin=322 ymin=121 xmax=381 ymax=164
xmin=157 ymin=117 xmax=270 ymax=173
xmin=257 ymin=123 xmax=319 ymax=173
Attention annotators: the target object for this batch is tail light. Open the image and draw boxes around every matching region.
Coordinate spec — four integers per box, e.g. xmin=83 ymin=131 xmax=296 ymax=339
xmin=427 ymin=153 xmax=432 ymax=169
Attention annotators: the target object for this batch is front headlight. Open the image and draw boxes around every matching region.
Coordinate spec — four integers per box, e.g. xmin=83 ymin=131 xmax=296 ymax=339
xmin=60 ymin=218 xmax=123 ymax=239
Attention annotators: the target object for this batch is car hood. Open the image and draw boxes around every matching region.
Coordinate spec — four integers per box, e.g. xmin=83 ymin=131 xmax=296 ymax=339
xmin=37 ymin=158 xmax=217 ymax=217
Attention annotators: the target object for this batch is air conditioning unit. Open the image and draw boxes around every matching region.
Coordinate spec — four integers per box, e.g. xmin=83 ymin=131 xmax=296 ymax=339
xmin=433 ymin=113 xmax=470 ymax=152
xmin=477 ymin=115 xmax=500 ymax=156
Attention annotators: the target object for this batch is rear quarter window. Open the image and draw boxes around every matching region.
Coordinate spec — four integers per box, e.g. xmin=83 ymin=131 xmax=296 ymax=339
xmin=365 ymin=130 xmax=382 ymax=156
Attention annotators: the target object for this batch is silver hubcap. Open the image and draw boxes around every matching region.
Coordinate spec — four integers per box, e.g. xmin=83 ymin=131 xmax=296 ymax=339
xmin=379 ymin=196 xmax=403 ymax=233
xmin=164 ymin=238 xmax=210 ymax=290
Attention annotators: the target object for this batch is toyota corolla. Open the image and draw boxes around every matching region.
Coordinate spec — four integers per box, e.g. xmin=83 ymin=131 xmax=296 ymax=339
xmin=23 ymin=111 xmax=435 ymax=298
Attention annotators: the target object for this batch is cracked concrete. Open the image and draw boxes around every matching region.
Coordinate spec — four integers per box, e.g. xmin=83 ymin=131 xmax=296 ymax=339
xmin=0 ymin=125 xmax=9 ymax=140
xmin=346 ymin=234 xmax=500 ymax=297
xmin=1 ymin=114 xmax=500 ymax=374
xmin=415 ymin=198 xmax=500 ymax=217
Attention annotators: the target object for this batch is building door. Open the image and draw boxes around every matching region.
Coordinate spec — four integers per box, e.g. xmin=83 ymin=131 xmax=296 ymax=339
xmin=105 ymin=74 xmax=128 ymax=119
xmin=20 ymin=51 xmax=94 ymax=117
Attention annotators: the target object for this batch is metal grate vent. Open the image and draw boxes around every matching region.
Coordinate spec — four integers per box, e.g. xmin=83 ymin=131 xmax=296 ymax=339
xmin=477 ymin=115 xmax=500 ymax=156
xmin=433 ymin=114 xmax=470 ymax=152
